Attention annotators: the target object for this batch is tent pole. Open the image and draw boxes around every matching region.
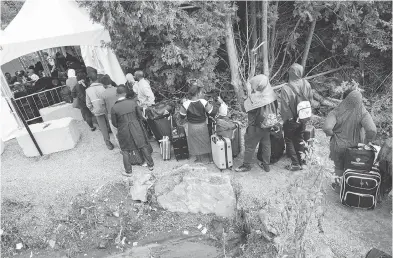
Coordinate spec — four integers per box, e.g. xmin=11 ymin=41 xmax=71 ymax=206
xmin=61 ymin=47 xmax=67 ymax=57
xmin=10 ymin=98 xmax=43 ymax=156
xmin=37 ymin=51 xmax=51 ymax=77
xmin=18 ymin=57 xmax=27 ymax=72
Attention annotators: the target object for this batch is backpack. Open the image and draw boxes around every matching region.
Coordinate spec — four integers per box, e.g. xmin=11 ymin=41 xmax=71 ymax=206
xmin=287 ymin=80 xmax=312 ymax=123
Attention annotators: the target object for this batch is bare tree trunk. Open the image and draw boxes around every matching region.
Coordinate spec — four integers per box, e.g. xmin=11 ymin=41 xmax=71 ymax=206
xmin=301 ymin=18 xmax=317 ymax=71
xmin=269 ymin=1 xmax=278 ymax=71
xmin=225 ymin=14 xmax=244 ymax=108
xmin=261 ymin=0 xmax=269 ymax=76
xmin=18 ymin=57 xmax=27 ymax=71
xmin=250 ymin=1 xmax=257 ymax=49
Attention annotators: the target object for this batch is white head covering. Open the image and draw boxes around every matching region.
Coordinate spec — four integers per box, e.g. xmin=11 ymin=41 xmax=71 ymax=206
xmin=126 ymin=73 xmax=135 ymax=83
xmin=67 ymin=69 xmax=76 ymax=78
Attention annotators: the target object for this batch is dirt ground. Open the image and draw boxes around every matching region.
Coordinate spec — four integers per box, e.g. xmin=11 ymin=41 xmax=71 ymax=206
xmin=1 ymin=121 xmax=392 ymax=257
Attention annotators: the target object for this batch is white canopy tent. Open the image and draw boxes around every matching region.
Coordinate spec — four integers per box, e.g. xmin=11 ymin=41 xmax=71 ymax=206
xmin=0 ymin=0 xmax=127 ymax=141
xmin=0 ymin=0 xmax=126 ymax=86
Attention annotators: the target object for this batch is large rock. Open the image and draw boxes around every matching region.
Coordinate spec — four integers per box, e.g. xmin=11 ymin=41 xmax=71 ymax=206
xmin=155 ymin=164 xmax=236 ymax=218
xmin=129 ymin=170 xmax=155 ymax=202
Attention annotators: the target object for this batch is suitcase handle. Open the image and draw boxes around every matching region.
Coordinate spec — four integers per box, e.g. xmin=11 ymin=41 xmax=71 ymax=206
xmin=357 ymin=143 xmax=377 ymax=152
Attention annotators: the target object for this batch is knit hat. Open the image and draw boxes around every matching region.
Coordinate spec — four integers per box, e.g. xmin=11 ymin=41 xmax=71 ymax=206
xmin=67 ymin=69 xmax=76 ymax=78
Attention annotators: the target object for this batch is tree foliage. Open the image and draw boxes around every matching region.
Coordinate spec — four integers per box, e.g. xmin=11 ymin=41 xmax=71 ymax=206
xmin=79 ymin=1 xmax=235 ymax=98
xmin=0 ymin=1 xmax=24 ymax=30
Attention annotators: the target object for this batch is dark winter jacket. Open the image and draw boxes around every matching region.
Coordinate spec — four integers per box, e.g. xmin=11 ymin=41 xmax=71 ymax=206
xmin=111 ymin=97 xmax=149 ymax=151
xmin=71 ymin=82 xmax=88 ymax=108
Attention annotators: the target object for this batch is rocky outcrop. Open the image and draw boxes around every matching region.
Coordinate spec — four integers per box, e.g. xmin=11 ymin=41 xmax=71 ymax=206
xmin=129 ymin=170 xmax=155 ymax=202
xmin=154 ymin=164 xmax=236 ymax=218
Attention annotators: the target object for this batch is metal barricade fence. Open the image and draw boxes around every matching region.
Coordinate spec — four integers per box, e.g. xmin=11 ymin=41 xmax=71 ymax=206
xmin=14 ymin=86 xmax=67 ymax=124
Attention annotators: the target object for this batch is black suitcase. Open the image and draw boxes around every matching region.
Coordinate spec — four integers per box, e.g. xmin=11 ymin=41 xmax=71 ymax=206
xmin=257 ymin=129 xmax=285 ymax=164
xmin=344 ymin=145 xmax=377 ymax=171
xmin=365 ymin=248 xmax=392 ymax=258
xmin=340 ymin=167 xmax=381 ymax=209
xmin=172 ymin=126 xmax=189 ymax=161
xmin=231 ymin=122 xmax=241 ymax=158
xmin=146 ymin=114 xmax=172 ymax=143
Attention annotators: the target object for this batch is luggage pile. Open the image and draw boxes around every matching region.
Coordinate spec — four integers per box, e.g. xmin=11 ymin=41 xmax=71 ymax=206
xmin=210 ymin=119 xmax=241 ymax=171
xmin=340 ymin=144 xmax=381 ymax=209
xmin=145 ymin=102 xmax=189 ymax=162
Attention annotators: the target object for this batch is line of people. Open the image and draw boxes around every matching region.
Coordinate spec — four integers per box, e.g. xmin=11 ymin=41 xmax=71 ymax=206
xmin=71 ymin=67 xmax=157 ymax=175
xmin=234 ymin=63 xmax=377 ymax=195
xmin=71 ymin=63 xmax=378 ymax=189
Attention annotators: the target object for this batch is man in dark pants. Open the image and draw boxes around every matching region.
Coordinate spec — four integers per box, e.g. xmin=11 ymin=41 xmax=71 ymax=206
xmin=280 ymin=63 xmax=313 ymax=171
xmin=235 ymin=74 xmax=278 ymax=173
xmin=71 ymin=72 xmax=96 ymax=131
xmin=111 ymin=86 xmax=154 ymax=176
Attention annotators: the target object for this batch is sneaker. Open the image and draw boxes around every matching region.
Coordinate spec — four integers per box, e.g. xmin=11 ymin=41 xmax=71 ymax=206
xmin=122 ymin=171 xmax=132 ymax=177
xmin=235 ymin=164 xmax=251 ymax=172
xmin=90 ymin=127 xmax=97 ymax=132
xmin=148 ymin=166 xmax=154 ymax=171
xmin=258 ymin=162 xmax=270 ymax=172
xmin=141 ymin=162 xmax=148 ymax=167
xmin=106 ymin=141 xmax=114 ymax=150
xmin=285 ymin=164 xmax=302 ymax=171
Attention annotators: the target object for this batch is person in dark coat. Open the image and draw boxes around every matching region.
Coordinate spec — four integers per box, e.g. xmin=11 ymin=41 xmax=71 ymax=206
xmin=111 ymin=85 xmax=154 ymax=176
xmin=323 ymin=89 xmax=377 ymax=192
xmin=71 ymin=71 xmax=96 ymax=131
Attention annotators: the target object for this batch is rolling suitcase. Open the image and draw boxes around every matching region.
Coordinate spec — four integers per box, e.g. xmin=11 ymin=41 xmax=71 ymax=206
xmin=340 ymin=166 xmax=381 ymax=209
xmin=159 ymin=136 xmax=171 ymax=161
xmin=231 ymin=122 xmax=241 ymax=158
xmin=344 ymin=145 xmax=377 ymax=172
xmin=211 ymin=134 xmax=233 ymax=171
xmin=213 ymin=119 xmax=241 ymax=158
xmin=365 ymin=248 xmax=392 ymax=258
xmin=172 ymin=126 xmax=189 ymax=161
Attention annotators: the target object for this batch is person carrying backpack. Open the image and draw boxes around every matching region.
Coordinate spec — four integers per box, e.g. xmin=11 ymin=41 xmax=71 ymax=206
xmin=280 ymin=63 xmax=313 ymax=171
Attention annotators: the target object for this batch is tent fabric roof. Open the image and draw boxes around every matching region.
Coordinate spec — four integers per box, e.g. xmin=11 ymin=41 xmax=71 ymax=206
xmin=0 ymin=0 xmax=111 ymax=65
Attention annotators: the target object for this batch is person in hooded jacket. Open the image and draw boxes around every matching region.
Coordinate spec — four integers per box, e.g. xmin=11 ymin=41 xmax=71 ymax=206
xmin=280 ymin=63 xmax=313 ymax=171
xmin=323 ymin=89 xmax=377 ymax=192
xmin=235 ymin=74 xmax=279 ymax=173
xmin=86 ymin=67 xmax=114 ymax=150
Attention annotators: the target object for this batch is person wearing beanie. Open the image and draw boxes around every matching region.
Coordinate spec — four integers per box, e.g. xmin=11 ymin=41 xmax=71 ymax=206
xmin=280 ymin=63 xmax=313 ymax=171
xmin=86 ymin=68 xmax=115 ymax=150
xmin=66 ymin=69 xmax=78 ymax=91
xmin=235 ymin=74 xmax=279 ymax=173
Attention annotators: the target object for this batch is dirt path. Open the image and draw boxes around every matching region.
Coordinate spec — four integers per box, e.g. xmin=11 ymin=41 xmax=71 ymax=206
xmin=1 ymin=122 xmax=392 ymax=257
